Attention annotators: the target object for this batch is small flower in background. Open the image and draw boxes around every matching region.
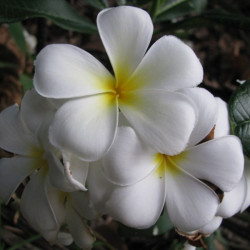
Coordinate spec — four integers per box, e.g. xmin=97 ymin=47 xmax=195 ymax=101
xmin=34 ymin=6 xmax=203 ymax=162
xmin=0 ymin=89 xmax=94 ymax=248
xmin=88 ymin=88 xmax=244 ymax=233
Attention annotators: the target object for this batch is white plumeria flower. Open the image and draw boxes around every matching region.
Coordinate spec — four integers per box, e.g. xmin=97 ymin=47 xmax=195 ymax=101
xmin=33 ymin=6 xmax=203 ymax=161
xmin=39 ymin=184 xmax=97 ymax=249
xmin=183 ymin=97 xmax=247 ymax=237
xmin=0 ymin=89 xmax=89 ymax=235
xmin=88 ymin=88 xmax=244 ymax=232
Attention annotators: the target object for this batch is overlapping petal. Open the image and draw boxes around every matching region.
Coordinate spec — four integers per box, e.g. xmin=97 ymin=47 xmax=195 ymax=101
xmin=66 ymin=202 xmax=95 ymax=250
xmin=0 ymin=104 xmax=37 ymax=155
xmin=88 ymin=162 xmax=166 ymax=229
xmin=97 ymin=6 xmax=153 ymax=83
xmin=199 ymin=216 xmax=223 ymax=235
xmin=120 ymin=90 xmax=196 ymax=155
xmin=0 ymin=156 xmax=34 ymax=203
xmin=71 ymin=191 xmax=98 ymax=220
xmin=105 ymin=170 xmax=166 ymax=229
xmin=20 ymin=89 xmax=56 ymax=134
xmin=34 ymin=44 xmax=115 ymax=98
xmin=179 ymin=87 xmax=217 ymax=146
xmin=46 ymin=151 xmax=86 ymax=192
xmin=49 ymin=94 xmax=118 ymax=161
xmin=20 ymin=169 xmax=58 ymax=232
xmin=241 ymin=163 xmax=250 ymax=211
xmin=214 ymin=97 xmax=230 ymax=138
xmin=165 ymin=171 xmax=219 ymax=232
xmin=217 ymin=176 xmax=246 ymax=217
xmin=127 ymin=36 xmax=203 ymax=91
xmin=62 ymin=152 xmax=89 ymax=191
xmin=88 ymin=162 xmax=115 ymax=213
xmin=179 ymin=136 xmax=244 ymax=191
xmin=103 ymin=127 xmax=157 ymax=186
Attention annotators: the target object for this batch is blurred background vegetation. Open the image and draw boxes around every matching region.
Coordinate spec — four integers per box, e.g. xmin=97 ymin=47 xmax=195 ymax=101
xmin=0 ymin=0 xmax=250 ymax=249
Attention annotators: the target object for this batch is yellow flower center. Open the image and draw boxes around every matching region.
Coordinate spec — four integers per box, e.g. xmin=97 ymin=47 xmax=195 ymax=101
xmin=154 ymin=152 xmax=186 ymax=178
xmin=29 ymin=146 xmax=49 ymax=172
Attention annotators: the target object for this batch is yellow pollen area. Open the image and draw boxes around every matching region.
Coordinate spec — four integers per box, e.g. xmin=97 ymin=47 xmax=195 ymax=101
xmin=29 ymin=146 xmax=49 ymax=172
xmin=30 ymin=147 xmax=44 ymax=158
xmin=154 ymin=152 xmax=186 ymax=178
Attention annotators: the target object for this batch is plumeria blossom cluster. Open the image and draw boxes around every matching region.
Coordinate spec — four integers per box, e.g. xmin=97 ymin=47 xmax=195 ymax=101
xmin=0 ymin=5 xmax=250 ymax=249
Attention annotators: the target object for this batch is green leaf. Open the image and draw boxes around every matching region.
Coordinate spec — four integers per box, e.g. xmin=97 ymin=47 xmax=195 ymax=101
xmin=229 ymin=80 xmax=250 ymax=157
xmin=119 ymin=211 xmax=173 ymax=237
xmin=0 ymin=61 xmax=18 ymax=69
xmin=0 ymin=0 xmax=97 ymax=34
xmin=6 ymin=234 xmax=41 ymax=250
xmin=192 ymin=0 xmax=207 ymax=13
xmin=155 ymin=0 xmax=202 ymax=21
xmin=20 ymin=74 xmax=33 ymax=92
xmin=82 ymin=0 xmax=108 ymax=10
xmin=8 ymin=22 xmax=27 ymax=54
xmin=157 ymin=10 xmax=250 ymax=33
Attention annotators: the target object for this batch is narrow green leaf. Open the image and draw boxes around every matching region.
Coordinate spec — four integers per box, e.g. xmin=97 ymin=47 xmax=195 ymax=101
xmin=155 ymin=0 xmax=207 ymax=21
xmin=6 ymin=234 xmax=41 ymax=250
xmin=229 ymin=80 xmax=250 ymax=157
xmin=8 ymin=22 xmax=27 ymax=54
xmin=149 ymin=0 xmax=162 ymax=20
xmin=82 ymin=0 xmax=108 ymax=10
xmin=0 ymin=61 xmax=18 ymax=69
xmin=20 ymin=74 xmax=33 ymax=92
xmin=157 ymin=10 xmax=250 ymax=33
xmin=156 ymin=0 xmax=192 ymax=21
xmin=192 ymin=0 xmax=207 ymax=14
xmin=0 ymin=0 xmax=97 ymax=34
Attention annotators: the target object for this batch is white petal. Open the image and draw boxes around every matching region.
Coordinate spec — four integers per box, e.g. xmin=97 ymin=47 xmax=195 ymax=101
xmin=214 ymin=97 xmax=230 ymax=138
xmin=241 ymin=158 xmax=250 ymax=211
xmin=20 ymin=169 xmax=58 ymax=232
xmin=199 ymin=216 xmax=223 ymax=235
xmin=87 ymin=161 xmax=115 ymax=213
xmin=20 ymin=89 xmax=56 ymax=134
xmin=49 ymin=94 xmax=118 ymax=161
xmin=179 ymin=136 xmax=244 ymax=191
xmin=71 ymin=191 xmax=98 ymax=220
xmin=57 ymin=232 xmax=74 ymax=246
xmin=42 ymin=184 xmax=66 ymax=243
xmin=66 ymin=202 xmax=95 ymax=250
xmin=127 ymin=35 xmax=203 ymax=91
xmin=166 ymin=171 xmax=219 ymax=232
xmin=217 ymin=176 xmax=246 ymax=218
xmin=120 ymin=90 xmax=196 ymax=155
xmin=97 ymin=6 xmax=153 ymax=83
xmin=0 ymin=104 xmax=37 ymax=155
xmin=34 ymin=44 xmax=115 ymax=98
xmin=184 ymin=241 xmax=196 ymax=250
xmin=62 ymin=151 xmax=89 ymax=191
xmin=180 ymin=87 xmax=217 ymax=146
xmin=103 ymin=127 xmax=157 ymax=186
xmin=46 ymin=152 xmax=86 ymax=192
xmin=88 ymin=162 xmax=166 ymax=229
xmin=0 ymin=156 xmax=34 ymax=203
xmin=46 ymin=184 xmax=66 ymax=226
xmin=41 ymin=230 xmax=58 ymax=243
